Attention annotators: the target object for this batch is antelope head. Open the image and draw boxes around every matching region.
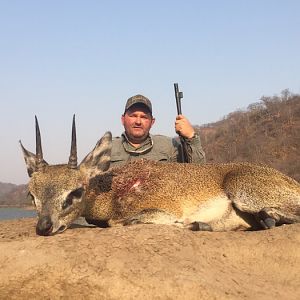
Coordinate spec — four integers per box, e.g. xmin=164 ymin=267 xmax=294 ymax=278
xmin=20 ymin=116 xmax=112 ymax=236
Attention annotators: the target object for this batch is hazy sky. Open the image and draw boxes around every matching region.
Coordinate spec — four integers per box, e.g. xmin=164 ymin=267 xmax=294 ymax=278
xmin=1 ymin=0 xmax=299 ymax=184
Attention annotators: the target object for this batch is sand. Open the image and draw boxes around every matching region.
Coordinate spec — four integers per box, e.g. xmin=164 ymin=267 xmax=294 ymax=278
xmin=0 ymin=218 xmax=299 ymax=299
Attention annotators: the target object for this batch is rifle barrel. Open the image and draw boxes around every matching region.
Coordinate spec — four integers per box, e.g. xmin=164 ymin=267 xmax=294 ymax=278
xmin=174 ymin=83 xmax=182 ymax=115
xmin=173 ymin=83 xmax=189 ymax=163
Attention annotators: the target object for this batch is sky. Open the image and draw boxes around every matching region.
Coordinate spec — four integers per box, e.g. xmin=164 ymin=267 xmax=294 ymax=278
xmin=0 ymin=0 xmax=299 ymax=184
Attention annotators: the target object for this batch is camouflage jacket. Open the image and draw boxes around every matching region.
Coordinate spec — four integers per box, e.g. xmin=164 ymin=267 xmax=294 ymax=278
xmin=110 ymin=132 xmax=206 ymax=168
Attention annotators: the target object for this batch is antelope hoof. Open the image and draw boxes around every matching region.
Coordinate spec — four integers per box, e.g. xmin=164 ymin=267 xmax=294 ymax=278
xmin=186 ymin=221 xmax=212 ymax=231
xmin=260 ymin=217 xmax=276 ymax=229
xmin=258 ymin=209 xmax=277 ymax=229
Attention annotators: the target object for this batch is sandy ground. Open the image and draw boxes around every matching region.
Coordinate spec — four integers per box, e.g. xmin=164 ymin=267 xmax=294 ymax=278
xmin=0 ymin=218 xmax=299 ymax=300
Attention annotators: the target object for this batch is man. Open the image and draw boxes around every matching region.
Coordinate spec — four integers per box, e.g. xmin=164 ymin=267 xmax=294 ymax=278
xmin=110 ymin=94 xmax=206 ymax=166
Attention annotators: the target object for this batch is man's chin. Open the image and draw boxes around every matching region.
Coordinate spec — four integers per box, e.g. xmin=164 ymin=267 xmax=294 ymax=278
xmin=128 ymin=133 xmax=148 ymax=143
xmin=131 ymin=131 xmax=147 ymax=139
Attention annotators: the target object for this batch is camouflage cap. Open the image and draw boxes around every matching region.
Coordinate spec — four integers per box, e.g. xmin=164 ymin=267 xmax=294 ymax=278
xmin=124 ymin=94 xmax=152 ymax=114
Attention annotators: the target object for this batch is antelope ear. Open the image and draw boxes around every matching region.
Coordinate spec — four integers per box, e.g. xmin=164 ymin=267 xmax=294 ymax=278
xmin=79 ymin=131 xmax=112 ymax=178
xmin=19 ymin=141 xmax=48 ymax=177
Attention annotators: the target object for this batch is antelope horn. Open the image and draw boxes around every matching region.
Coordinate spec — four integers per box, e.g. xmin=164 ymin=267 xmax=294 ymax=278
xmin=68 ymin=114 xmax=78 ymax=169
xmin=35 ymin=116 xmax=46 ymax=171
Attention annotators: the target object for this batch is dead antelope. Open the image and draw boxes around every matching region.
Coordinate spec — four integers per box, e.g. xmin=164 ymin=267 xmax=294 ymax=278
xmin=20 ymin=116 xmax=300 ymax=235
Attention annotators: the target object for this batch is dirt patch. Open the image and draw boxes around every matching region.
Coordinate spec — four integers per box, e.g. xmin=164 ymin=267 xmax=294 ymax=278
xmin=0 ymin=218 xmax=299 ymax=299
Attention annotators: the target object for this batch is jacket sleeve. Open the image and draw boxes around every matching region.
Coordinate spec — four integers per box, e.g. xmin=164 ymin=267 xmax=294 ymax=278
xmin=184 ymin=134 xmax=206 ymax=164
xmin=171 ymin=134 xmax=206 ymax=164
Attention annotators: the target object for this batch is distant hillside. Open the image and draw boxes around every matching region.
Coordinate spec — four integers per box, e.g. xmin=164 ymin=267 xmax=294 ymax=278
xmin=0 ymin=182 xmax=17 ymax=198
xmin=0 ymin=183 xmax=29 ymax=206
xmin=197 ymin=89 xmax=300 ymax=182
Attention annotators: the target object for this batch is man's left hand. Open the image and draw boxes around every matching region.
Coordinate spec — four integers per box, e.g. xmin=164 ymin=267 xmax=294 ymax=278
xmin=175 ymin=115 xmax=195 ymax=139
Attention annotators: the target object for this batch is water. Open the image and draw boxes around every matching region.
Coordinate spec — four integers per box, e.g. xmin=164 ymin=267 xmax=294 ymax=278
xmin=0 ymin=207 xmax=36 ymax=221
xmin=0 ymin=207 xmax=93 ymax=227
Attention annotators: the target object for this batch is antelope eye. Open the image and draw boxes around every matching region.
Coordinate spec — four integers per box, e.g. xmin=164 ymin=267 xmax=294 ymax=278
xmin=70 ymin=187 xmax=84 ymax=199
xmin=62 ymin=188 xmax=84 ymax=210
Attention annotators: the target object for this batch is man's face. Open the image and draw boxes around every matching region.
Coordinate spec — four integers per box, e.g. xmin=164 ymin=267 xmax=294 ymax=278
xmin=121 ymin=104 xmax=155 ymax=143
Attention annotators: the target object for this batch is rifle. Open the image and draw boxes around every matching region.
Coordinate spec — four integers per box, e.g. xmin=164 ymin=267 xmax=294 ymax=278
xmin=174 ymin=83 xmax=190 ymax=163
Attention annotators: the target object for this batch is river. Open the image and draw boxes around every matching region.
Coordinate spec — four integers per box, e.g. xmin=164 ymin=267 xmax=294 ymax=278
xmin=0 ymin=207 xmax=36 ymax=221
